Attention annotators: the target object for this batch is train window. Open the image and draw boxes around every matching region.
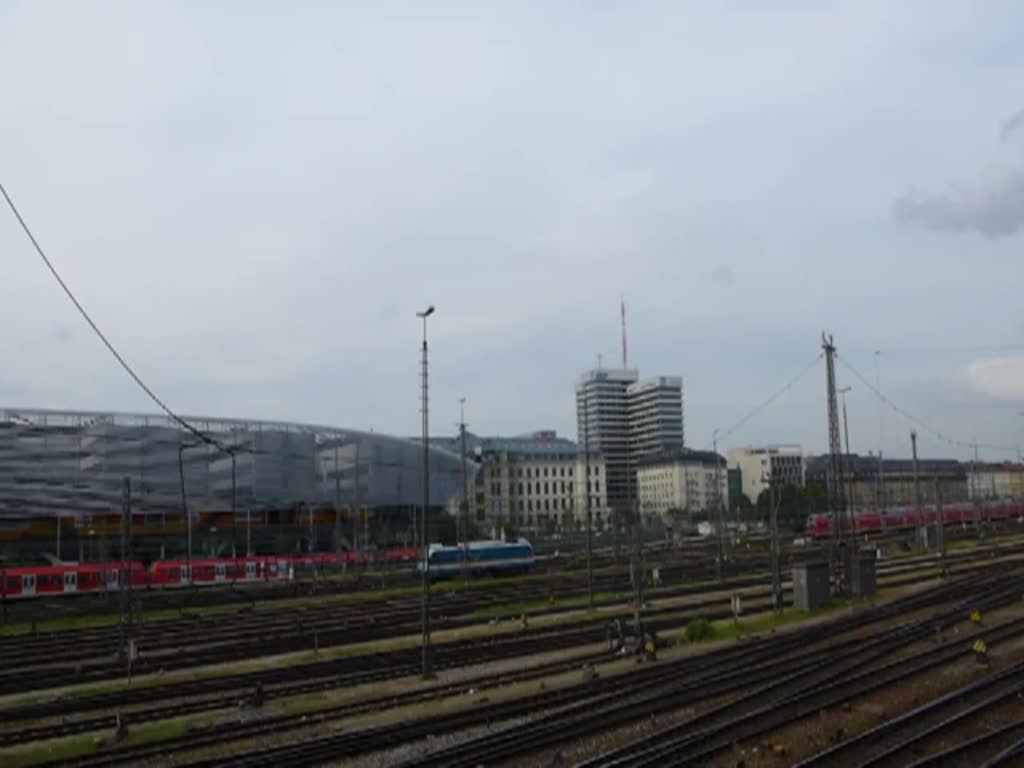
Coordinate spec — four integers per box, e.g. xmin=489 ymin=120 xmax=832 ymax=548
xmin=6 ymin=577 xmax=18 ymax=590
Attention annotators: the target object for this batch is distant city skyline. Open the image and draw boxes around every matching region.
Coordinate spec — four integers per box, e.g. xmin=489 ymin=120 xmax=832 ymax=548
xmin=2 ymin=2 xmax=1023 ymax=462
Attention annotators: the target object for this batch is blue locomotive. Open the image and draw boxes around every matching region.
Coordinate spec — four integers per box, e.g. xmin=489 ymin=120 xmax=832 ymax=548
xmin=420 ymin=539 xmax=536 ymax=580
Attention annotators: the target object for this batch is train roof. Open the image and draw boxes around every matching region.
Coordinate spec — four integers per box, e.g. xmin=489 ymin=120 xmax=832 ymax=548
xmin=3 ymin=561 xmax=145 ymax=576
xmin=427 ymin=538 xmax=532 ymax=554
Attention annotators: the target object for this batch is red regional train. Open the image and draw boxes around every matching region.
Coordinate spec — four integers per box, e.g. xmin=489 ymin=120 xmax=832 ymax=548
xmin=1 ymin=547 xmax=419 ymax=600
xmin=807 ymin=499 xmax=1024 ymax=538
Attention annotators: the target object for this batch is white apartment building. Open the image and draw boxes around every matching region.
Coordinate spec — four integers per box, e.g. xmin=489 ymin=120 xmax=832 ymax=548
xmin=442 ymin=432 xmax=609 ymax=532
xmin=968 ymin=463 xmax=1024 ymax=500
xmin=727 ymin=445 xmax=804 ymax=503
xmin=637 ymin=450 xmax=728 ymax=523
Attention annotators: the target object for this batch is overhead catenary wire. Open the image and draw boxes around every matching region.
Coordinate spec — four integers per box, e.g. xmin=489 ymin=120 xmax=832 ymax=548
xmin=0 ymin=181 xmax=227 ymax=452
xmin=838 ymin=355 xmax=1018 ymax=455
xmin=714 ymin=352 xmax=824 ymax=446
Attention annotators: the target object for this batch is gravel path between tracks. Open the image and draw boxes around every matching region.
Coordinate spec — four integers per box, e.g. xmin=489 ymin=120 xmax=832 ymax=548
xmin=324 ymin=716 xmax=535 ymax=768
xmin=154 ymin=646 xmax=645 ymax=767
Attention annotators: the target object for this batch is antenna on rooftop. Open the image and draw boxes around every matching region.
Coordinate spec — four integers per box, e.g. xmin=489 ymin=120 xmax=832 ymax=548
xmin=621 ymin=297 xmax=628 ymax=369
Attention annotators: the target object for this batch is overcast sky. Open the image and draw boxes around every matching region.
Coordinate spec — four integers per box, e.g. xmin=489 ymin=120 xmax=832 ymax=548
xmin=3 ymin=1 xmax=1023 ymax=461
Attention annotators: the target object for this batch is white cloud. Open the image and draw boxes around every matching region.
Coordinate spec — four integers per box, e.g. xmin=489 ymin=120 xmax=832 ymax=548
xmin=967 ymin=356 xmax=1024 ymax=399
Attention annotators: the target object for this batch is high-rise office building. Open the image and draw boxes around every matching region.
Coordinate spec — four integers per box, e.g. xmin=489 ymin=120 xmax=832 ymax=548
xmin=627 ymin=376 xmax=684 ymax=459
xmin=576 ymin=368 xmax=684 ymax=520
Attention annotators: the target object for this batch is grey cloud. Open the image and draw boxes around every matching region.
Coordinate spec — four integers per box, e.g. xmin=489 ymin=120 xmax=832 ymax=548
xmin=894 ymin=108 xmax=1024 ymax=239
xmin=708 ymin=264 xmax=737 ymax=287
xmin=893 ymin=172 xmax=1024 ymax=237
xmin=3 ymin=3 xmax=1024 ymax=457
xmin=1000 ymin=108 xmax=1024 ymax=144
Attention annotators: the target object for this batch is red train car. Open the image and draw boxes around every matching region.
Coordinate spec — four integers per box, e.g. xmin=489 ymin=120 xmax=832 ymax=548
xmin=384 ymin=547 xmax=419 ymax=563
xmin=808 ymin=499 xmax=1024 ymax=538
xmin=1 ymin=547 xmax=422 ymax=600
xmin=2 ymin=561 xmax=146 ymax=599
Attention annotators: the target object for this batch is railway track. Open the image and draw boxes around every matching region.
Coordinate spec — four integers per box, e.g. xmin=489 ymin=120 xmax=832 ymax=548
xmin=32 ymin=567 xmax=1009 ymax=768
xmin=568 ymin=584 xmax=1024 ymax=767
xmin=399 ymin=575 xmax=1024 ymax=768
xmin=0 ymin=548 xmax=1003 ymax=703
xmin=5 ymin=646 xmax=617 ymax=759
xmin=1 ymin=539 xmax=1009 ymax=677
xmin=0 ymin=584 xmax=807 ymax=743
xmin=794 ymin=659 xmax=1024 ymax=767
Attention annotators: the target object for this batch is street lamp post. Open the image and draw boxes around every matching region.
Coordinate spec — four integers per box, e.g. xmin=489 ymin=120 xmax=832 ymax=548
xmin=178 ymin=440 xmax=203 ymax=584
xmin=712 ymin=429 xmax=725 ymax=583
xmin=1017 ymin=413 xmax=1024 ymax=500
xmin=765 ymin=470 xmax=782 ymax=614
xmin=231 ymin=448 xmax=237 ymax=538
xmin=459 ymin=397 xmax=471 ymax=582
xmin=838 ymin=386 xmax=852 ymax=536
xmin=874 ymin=350 xmax=884 ymax=515
xmin=417 ymin=305 xmax=435 ymax=679
xmin=334 ymin=446 xmax=341 ymax=565
xmin=583 ymin=396 xmax=594 ymax=609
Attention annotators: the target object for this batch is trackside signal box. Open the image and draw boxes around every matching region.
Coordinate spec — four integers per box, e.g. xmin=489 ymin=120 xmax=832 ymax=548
xmin=792 ymin=561 xmax=830 ymax=611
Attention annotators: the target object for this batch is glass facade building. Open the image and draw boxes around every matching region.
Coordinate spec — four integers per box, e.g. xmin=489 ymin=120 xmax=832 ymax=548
xmin=0 ymin=407 xmax=468 ymax=527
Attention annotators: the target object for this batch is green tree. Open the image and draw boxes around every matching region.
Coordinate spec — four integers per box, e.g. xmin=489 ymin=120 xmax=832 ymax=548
xmin=731 ymin=494 xmax=754 ymax=522
xmin=756 ymin=482 xmax=827 ymax=533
